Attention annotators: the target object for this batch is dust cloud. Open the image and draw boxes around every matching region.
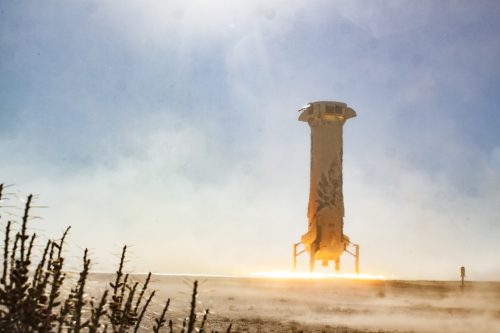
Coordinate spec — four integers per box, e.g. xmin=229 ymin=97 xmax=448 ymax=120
xmin=86 ymin=274 xmax=500 ymax=332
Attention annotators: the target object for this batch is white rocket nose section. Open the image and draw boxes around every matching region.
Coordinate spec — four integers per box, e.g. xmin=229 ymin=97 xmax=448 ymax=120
xmin=298 ymin=101 xmax=356 ymax=123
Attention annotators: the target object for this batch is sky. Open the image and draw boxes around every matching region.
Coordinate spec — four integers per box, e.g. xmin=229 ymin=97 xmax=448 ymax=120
xmin=1 ymin=0 xmax=499 ymax=280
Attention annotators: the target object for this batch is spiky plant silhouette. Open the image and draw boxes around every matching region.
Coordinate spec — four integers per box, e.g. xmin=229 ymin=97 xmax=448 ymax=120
xmin=0 ymin=183 xmax=233 ymax=333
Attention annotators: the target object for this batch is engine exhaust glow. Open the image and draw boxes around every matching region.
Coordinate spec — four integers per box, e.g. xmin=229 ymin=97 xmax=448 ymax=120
xmin=252 ymin=271 xmax=385 ymax=280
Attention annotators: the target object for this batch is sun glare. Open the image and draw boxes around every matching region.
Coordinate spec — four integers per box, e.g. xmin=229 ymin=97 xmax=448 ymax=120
xmin=251 ymin=271 xmax=385 ymax=280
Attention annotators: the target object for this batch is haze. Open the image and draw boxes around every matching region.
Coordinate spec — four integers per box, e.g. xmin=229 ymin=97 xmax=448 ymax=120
xmin=1 ymin=1 xmax=499 ymax=280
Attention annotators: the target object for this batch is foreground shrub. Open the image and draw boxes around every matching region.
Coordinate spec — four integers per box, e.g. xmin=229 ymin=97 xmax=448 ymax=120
xmin=0 ymin=183 xmax=232 ymax=333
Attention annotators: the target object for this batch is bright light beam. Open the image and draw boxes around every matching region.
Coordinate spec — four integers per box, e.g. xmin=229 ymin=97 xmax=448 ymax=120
xmin=251 ymin=271 xmax=385 ymax=280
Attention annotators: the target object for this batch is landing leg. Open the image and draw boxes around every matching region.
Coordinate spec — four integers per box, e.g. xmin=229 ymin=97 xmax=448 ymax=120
xmin=293 ymin=243 xmax=297 ymax=272
xmin=355 ymin=244 xmax=360 ymax=275
xmin=335 ymin=258 xmax=340 ymax=273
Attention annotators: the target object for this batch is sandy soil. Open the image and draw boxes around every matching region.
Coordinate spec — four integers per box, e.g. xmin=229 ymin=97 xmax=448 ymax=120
xmin=85 ymin=274 xmax=500 ymax=333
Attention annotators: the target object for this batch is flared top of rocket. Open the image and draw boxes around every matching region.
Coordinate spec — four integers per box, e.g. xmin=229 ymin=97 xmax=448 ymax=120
xmin=298 ymin=101 xmax=356 ymax=123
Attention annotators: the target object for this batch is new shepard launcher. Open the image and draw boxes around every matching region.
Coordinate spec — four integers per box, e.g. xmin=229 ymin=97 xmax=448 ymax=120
xmin=293 ymin=101 xmax=360 ymax=273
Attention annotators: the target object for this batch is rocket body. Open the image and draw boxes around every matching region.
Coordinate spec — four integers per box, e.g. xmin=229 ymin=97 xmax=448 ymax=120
xmin=298 ymin=101 xmax=356 ymax=267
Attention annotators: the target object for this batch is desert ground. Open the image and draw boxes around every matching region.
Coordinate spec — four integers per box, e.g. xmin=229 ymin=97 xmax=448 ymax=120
xmin=82 ymin=274 xmax=500 ymax=333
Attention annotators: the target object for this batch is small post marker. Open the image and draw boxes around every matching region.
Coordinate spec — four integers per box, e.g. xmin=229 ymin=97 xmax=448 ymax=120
xmin=460 ymin=266 xmax=465 ymax=289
